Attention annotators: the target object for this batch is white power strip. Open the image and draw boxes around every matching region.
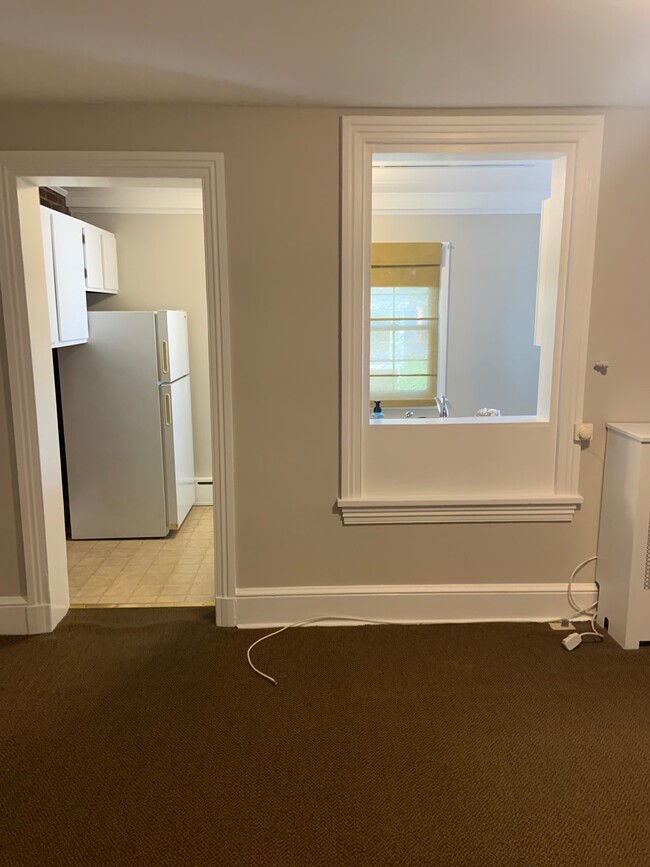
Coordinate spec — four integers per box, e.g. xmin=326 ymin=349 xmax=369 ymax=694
xmin=562 ymin=632 xmax=583 ymax=651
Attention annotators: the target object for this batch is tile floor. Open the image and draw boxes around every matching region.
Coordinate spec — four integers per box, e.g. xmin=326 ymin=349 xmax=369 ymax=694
xmin=67 ymin=506 xmax=214 ymax=608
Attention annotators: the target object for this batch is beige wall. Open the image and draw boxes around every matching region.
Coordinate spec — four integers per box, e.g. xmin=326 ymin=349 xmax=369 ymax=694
xmin=80 ymin=213 xmax=211 ymax=479
xmin=372 ymin=214 xmax=541 ymax=417
xmin=0 ymin=293 xmax=25 ymax=596
xmin=1 ymin=106 xmax=650 ymax=593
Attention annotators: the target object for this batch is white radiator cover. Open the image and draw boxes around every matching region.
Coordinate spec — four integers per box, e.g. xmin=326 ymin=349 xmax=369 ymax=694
xmin=596 ymin=423 xmax=650 ymax=649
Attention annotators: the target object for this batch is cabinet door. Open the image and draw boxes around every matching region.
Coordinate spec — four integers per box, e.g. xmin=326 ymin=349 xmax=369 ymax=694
xmin=82 ymin=222 xmax=104 ymax=291
xmin=100 ymin=231 xmax=119 ymax=293
xmin=51 ymin=211 xmax=89 ymax=343
xmin=40 ymin=208 xmax=60 ymax=344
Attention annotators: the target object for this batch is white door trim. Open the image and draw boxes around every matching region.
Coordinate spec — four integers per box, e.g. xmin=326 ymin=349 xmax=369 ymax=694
xmin=0 ymin=152 xmax=236 ymax=631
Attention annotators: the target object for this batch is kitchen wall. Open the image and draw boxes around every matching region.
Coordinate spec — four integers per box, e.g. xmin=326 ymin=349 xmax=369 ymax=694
xmin=0 ymin=106 xmax=649 ymax=596
xmin=372 ymin=214 xmax=541 ymax=417
xmin=79 ymin=212 xmax=211 ymax=480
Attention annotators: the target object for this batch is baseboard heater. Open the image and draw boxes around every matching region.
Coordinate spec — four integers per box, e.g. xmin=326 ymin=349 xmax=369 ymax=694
xmin=195 ymin=479 xmax=213 ymax=506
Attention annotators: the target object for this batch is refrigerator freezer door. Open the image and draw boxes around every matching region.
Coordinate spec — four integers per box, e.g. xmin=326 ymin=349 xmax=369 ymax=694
xmin=161 ymin=375 xmax=196 ymax=530
xmin=59 ymin=311 xmax=168 ymax=538
xmin=156 ymin=310 xmax=190 ymax=383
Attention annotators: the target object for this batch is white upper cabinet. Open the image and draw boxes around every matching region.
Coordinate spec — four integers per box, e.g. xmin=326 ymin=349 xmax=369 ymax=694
xmin=100 ymin=231 xmax=119 ymax=293
xmin=40 ymin=208 xmax=60 ymax=345
xmin=82 ymin=222 xmax=104 ymax=291
xmin=82 ymin=221 xmax=119 ymax=294
xmin=40 ymin=208 xmax=119 ymax=347
xmin=41 ymin=207 xmax=89 ymax=347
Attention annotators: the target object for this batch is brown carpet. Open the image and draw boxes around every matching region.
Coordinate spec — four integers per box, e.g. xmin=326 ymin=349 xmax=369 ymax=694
xmin=1 ymin=608 xmax=650 ymax=866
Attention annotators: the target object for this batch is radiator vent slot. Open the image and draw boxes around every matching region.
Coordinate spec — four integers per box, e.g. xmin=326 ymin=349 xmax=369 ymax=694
xmin=645 ymin=514 xmax=650 ymax=590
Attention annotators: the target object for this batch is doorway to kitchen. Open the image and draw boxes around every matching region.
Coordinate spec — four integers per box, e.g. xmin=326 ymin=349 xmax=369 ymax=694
xmin=0 ymin=153 xmax=236 ymax=633
xmin=52 ymin=184 xmax=214 ymax=607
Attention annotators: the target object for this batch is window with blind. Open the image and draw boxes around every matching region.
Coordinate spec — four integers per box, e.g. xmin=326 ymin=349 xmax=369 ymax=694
xmin=370 ymin=242 xmax=442 ymax=406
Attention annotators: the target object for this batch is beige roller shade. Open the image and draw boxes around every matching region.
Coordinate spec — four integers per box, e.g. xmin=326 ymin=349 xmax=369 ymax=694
xmin=370 ymin=242 xmax=442 ymax=407
xmin=371 ymin=242 xmax=442 ymax=268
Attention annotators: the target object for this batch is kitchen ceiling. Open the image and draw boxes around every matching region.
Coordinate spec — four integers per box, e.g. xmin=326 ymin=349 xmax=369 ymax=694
xmin=1 ymin=0 xmax=649 ymax=106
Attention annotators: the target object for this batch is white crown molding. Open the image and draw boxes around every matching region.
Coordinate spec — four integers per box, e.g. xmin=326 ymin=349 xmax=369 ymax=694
xmin=66 ymin=186 xmax=203 ymax=215
xmin=373 ymin=208 xmax=541 ymax=216
xmin=46 ymin=185 xmax=69 ymax=197
xmin=232 ymin=582 xmax=598 ymax=628
xmin=73 ymin=206 xmax=203 ymax=215
xmin=372 ymin=190 xmax=545 ymax=215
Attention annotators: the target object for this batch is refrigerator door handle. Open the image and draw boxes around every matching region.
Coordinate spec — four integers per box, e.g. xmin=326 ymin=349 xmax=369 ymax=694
xmin=164 ymin=393 xmax=172 ymax=426
xmin=161 ymin=339 xmax=170 ymax=376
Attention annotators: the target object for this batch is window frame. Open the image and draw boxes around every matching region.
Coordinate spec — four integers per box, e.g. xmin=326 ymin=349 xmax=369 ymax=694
xmin=339 ymin=115 xmax=604 ymax=524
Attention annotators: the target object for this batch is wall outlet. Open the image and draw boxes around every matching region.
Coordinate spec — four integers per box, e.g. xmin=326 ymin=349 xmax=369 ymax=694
xmin=549 ymin=620 xmax=574 ymax=631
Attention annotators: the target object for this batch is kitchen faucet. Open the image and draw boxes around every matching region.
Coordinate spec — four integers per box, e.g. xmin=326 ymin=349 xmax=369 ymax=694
xmin=404 ymin=396 xmax=449 ymax=418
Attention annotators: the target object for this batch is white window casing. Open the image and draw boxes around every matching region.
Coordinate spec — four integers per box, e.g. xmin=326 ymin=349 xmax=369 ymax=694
xmin=338 ymin=115 xmax=604 ymax=525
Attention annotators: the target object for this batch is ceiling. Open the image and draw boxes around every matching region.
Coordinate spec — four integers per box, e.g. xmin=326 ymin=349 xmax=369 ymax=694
xmin=2 ymin=0 xmax=650 ymax=106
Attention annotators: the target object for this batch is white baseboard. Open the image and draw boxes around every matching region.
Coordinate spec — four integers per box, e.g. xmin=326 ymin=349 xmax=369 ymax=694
xmin=2 ymin=584 xmax=598 ymax=634
xmin=0 ymin=596 xmax=69 ymax=635
xmin=233 ymin=582 xmax=598 ymax=628
xmin=216 ymin=595 xmax=236 ymax=627
xmin=195 ymin=479 xmax=213 ymax=506
xmin=0 ymin=596 xmax=31 ymax=633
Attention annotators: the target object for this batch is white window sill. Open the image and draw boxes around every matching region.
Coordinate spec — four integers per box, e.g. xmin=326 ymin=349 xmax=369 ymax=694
xmin=337 ymin=495 xmax=583 ymax=525
xmin=369 ymin=415 xmax=547 ymax=426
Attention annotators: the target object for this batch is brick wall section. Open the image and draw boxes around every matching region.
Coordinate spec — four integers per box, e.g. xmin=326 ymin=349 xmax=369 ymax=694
xmin=39 ymin=187 xmax=71 ymax=215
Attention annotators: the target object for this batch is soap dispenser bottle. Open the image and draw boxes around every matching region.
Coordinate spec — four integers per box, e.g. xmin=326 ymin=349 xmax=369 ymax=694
xmin=370 ymin=400 xmax=385 ymax=419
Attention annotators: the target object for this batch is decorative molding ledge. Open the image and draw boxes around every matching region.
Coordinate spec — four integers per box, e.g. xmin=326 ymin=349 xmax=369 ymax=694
xmin=337 ymin=496 xmax=582 ymax=525
xmin=233 ymin=582 xmax=597 ymax=629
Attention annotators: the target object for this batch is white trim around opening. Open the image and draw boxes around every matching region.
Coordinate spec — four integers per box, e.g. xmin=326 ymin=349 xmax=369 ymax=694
xmin=0 ymin=152 xmax=237 ymax=633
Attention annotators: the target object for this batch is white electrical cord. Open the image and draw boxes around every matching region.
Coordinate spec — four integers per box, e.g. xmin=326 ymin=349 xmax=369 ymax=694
xmin=565 ymin=555 xmax=603 ymax=643
xmin=247 ymin=616 xmax=402 ymax=685
xmin=247 ymin=561 xmax=606 ymax=680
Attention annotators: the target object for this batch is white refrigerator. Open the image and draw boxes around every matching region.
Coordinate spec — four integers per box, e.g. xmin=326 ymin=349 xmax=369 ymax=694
xmin=58 ymin=310 xmax=196 ymax=539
